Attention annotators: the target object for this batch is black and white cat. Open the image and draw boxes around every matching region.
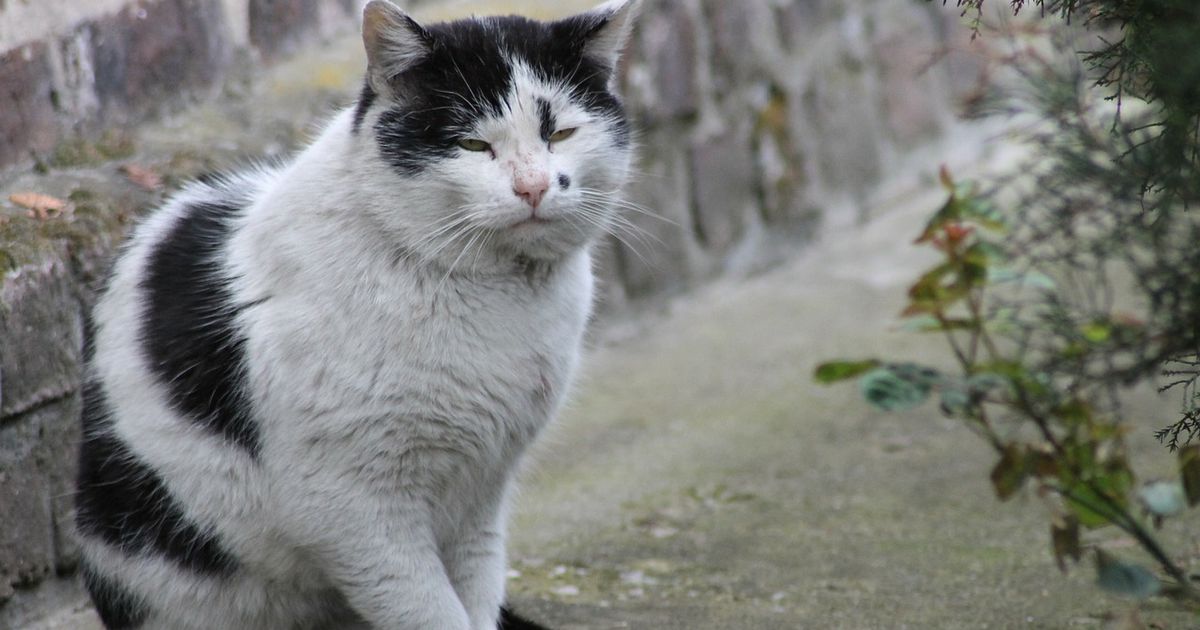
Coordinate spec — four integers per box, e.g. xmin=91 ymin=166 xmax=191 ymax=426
xmin=74 ymin=1 xmax=639 ymax=628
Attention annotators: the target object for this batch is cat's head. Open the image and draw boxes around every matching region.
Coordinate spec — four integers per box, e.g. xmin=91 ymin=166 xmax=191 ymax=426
xmin=353 ymin=0 xmax=640 ymax=264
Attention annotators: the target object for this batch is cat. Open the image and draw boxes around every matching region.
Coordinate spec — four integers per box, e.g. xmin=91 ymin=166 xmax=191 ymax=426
xmin=73 ymin=1 xmax=639 ymax=628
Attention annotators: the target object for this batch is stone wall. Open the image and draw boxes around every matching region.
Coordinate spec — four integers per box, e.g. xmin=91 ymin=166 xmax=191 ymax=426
xmin=0 ymin=0 xmax=360 ymax=170
xmin=597 ymin=0 xmax=974 ymax=311
xmin=0 ymin=0 xmax=978 ymax=626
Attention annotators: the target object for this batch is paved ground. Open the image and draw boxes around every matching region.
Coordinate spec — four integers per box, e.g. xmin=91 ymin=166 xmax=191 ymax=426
xmin=500 ymin=154 xmax=1200 ymax=629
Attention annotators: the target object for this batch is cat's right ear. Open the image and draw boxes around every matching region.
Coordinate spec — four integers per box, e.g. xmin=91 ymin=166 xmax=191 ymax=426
xmin=362 ymin=0 xmax=431 ymax=96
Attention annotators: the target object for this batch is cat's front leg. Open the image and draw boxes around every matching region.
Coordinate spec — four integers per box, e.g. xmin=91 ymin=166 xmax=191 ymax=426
xmin=445 ymin=488 xmax=511 ymax=630
xmin=294 ymin=496 xmax=471 ymax=630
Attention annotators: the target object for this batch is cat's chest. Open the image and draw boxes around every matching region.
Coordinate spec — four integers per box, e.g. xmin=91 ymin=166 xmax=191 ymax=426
xmin=385 ymin=279 xmax=581 ymax=405
xmin=249 ymin=257 xmax=592 ymax=435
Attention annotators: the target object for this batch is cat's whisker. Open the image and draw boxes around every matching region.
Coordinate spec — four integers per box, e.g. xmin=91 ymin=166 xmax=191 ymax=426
xmin=558 ymin=211 xmax=596 ymax=242
xmin=419 ymin=210 xmax=471 ymax=236
xmin=417 ymin=212 xmax=479 ymax=256
xmin=463 ymin=225 xmax=492 ymax=267
xmin=565 ymin=210 xmax=656 ymax=269
xmin=561 ymin=57 xmax=587 ymax=91
xmin=607 ymin=215 xmax=668 ymax=241
xmin=610 ymin=201 xmax=675 ymax=225
xmin=449 ymin=57 xmax=488 ymax=115
xmin=600 ymin=222 xmax=661 ymax=259
xmin=421 ymin=211 xmax=479 ymax=242
xmin=576 ymin=190 xmax=676 ymax=226
xmin=411 ymin=204 xmax=500 ymax=259
xmin=409 ymin=218 xmax=477 ymax=261
xmin=574 ymin=203 xmax=664 ymax=249
xmin=435 ymin=226 xmax=488 ymax=294
xmin=423 ymin=222 xmax=482 ymax=264
xmin=594 ymin=219 xmax=657 ymax=271
xmin=467 ymin=227 xmax=496 ymax=270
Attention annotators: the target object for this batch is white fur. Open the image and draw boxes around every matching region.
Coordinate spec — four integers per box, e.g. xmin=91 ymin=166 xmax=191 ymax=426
xmin=79 ymin=2 xmax=639 ymax=629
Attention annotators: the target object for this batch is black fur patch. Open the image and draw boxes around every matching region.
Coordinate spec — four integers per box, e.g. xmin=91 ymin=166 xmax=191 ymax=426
xmin=352 ymin=81 xmax=377 ymax=134
xmin=76 ymin=382 xmax=240 ymax=575
xmin=374 ymin=14 xmax=629 ymax=175
xmin=499 ymin=605 xmax=553 ymax=630
xmin=140 ymin=201 xmax=260 ymax=456
xmin=195 ymin=171 xmax=224 ymax=187
xmin=82 ymin=562 xmax=150 ymax=629
xmin=557 ymin=173 xmax=571 ymax=190
xmin=537 ymin=98 xmax=555 ymax=141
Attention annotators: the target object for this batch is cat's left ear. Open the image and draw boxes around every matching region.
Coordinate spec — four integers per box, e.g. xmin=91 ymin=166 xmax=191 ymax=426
xmin=362 ymin=0 xmax=432 ymax=96
xmin=572 ymin=0 xmax=642 ymax=74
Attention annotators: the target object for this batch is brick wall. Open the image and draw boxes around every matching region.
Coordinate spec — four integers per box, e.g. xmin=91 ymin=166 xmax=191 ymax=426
xmin=0 ymin=0 xmax=979 ymax=626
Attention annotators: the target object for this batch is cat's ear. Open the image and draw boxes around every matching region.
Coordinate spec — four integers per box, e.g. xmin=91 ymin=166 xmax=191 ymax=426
xmin=573 ymin=0 xmax=641 ymax=73
xmin=362 ymin=0 xmax=431 ymax=95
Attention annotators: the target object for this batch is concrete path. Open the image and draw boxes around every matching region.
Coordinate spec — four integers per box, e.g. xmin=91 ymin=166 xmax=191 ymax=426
xmin=501 ymin=152 xmax=1198 ymax=629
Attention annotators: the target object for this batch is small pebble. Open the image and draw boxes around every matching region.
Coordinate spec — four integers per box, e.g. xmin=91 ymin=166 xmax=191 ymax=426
xmin=551 ymin=585 xmax=579 ymax=597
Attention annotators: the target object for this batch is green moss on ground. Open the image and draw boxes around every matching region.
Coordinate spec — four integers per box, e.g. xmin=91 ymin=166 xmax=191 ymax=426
xmin=47 ymin=132 xmax=137 ymax=170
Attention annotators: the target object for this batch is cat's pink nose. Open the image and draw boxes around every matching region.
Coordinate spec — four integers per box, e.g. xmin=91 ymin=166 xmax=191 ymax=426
xmin=514 ymin=174 xmax=550 ymax=209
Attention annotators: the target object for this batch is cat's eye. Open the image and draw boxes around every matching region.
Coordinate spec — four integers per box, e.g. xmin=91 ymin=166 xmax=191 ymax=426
xmin=458 ymin=138 xmax=491 ymax=152
xmin=549 ymin=128 xmax=578 ymax=143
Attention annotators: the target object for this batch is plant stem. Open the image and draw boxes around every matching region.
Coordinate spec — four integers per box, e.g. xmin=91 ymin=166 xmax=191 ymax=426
xmin=935 ymin=310 xmax=971 ymax=368
xmin=1057 ymin=484 xmax=1198 ymax=600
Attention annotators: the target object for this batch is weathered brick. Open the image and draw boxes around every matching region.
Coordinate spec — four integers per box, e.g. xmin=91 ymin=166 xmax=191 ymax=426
xmin=775 ymin=2 xmax=816 ymax=52
xmin=774 ymin=0 xmax=849 ymax=52
xmin=616 ymin=130 xmax=702 ymax=297
xmin=705 ymin=0 xmax=751 ymax=61
xmin=87 ymin=0 xmax=231 ymax=121
xmin=0 ymin=395 xmax=83 ymax=583
xmin=632 ymin=0 xmax=699 ymax=123
xmin=590 ymin=239 xmax=628 ymax=320
xmin=796 ymin=53 xmax=885 ymax=196
xmin=0 ymin=42 xmax=58 ymax=169
xmin=0 ymin=253 xmax=83 ymax=422
xmin=0 ymin=574 xmax=96 ymax=630
xmin=0 ymin=409 xmax=58 ymax=602
xmin=42 ymin=393 xmax=82 ymax=573
xmin=249 ymin=0 xmax=322 ymax=61
xmin=873 ymin=5 xmax=947 ymax=147
xmin=689 ymin=124 xmax=756 ymax=256
xmin=704 ymin=0 xmax=773 ymax=88
xmin=935 ymin=8 xmax=988 ymax=103
xmin=755 ymin=105 xmax=816 ymax=232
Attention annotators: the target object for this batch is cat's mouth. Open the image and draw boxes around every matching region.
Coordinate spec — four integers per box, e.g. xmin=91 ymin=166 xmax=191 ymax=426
xmin=509 ymin=215 xmax=557 ymax=229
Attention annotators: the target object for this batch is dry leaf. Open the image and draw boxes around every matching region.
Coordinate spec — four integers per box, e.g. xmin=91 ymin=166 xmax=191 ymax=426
xmin=9 ymin=192 xmax=67 ymax=220
xmin=120 ymin=164 xmax=163 ymax=191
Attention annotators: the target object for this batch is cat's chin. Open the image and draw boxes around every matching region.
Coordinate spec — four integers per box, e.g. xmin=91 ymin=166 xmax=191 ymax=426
xmin=496 ymin=225 xmax=592 ymax=262
xmin=509 ymin=216 xmax=557 ymax=229
xmin=493 ymin=205 xmax=566 ymax=231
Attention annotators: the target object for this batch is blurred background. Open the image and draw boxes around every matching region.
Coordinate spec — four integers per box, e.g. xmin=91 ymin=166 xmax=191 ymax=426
xmin=4 ymin=1 xmax=1195 ymax=628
